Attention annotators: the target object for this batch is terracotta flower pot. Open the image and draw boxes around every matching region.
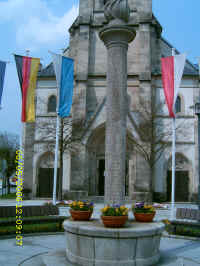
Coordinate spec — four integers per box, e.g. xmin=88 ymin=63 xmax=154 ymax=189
xmin=101 ymin=215 xmax=128 ymax=228
xmin=133 ymin=212 xmax=156 ymax=222
xmin=70 ymin=210 xmax=93 ymax=221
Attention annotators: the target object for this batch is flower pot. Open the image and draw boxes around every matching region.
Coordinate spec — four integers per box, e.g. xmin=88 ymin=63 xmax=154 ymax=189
xmin=101 ymin=215 xmax=128 ymax=228
xmin=70 ymin=210 xmax=93 ymax=221
xmin=133 ymin=212 xmax=156 ymax=222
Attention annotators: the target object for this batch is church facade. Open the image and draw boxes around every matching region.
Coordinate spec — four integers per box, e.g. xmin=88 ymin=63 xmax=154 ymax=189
xmin=23 ymin=0 xmax=199 ymax=202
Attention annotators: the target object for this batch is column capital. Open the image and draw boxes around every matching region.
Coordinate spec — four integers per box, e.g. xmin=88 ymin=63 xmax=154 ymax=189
xmin=99 ymin=25 xmax=136 ymax=49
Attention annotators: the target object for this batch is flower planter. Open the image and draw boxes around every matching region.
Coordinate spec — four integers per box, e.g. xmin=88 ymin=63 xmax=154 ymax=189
xmin=133 ymin=212 xmax=156 ymax=222
xmin=70 ymin=210 xmax=93 ymax=221
xmin=101 ymin=215 xmax=128 ymax=228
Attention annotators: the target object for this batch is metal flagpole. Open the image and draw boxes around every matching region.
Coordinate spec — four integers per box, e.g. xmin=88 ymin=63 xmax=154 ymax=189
xmin=53 ymin=115 xmax=60 ymax=205
xmin=52 ymin=53 xmax=61 ymax=206
xmin=171 ymin=48 xmax=176 ymax=220
xmin=171 ymin=117 xmax=176 ymax=219
xmin=17 ymin=50 xmax=30 ymax=201
xmin=20 ymin=50 xmax=30 ymax=151
xmin=198 ymin=57 xmax=200 ymax=211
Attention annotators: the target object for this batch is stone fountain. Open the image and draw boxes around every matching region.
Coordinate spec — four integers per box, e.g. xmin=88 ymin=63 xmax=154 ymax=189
xmin=25 ymin=1 xmax=165 ymax=265
xmin=63 ymin=1 xmax=164 ymax=265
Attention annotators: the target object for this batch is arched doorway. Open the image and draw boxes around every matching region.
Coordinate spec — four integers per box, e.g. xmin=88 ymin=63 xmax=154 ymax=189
xmin=37 ymin=152 xmax=59 ymax=197
xmin=86 ymin=124 xmax=131 ymax=196
xmin=167 ymin=153 xmax=190 ymax=202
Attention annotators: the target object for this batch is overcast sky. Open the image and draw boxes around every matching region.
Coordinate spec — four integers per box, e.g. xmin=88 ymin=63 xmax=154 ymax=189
xmin=0 ymin=0 xmax=199 ymax=136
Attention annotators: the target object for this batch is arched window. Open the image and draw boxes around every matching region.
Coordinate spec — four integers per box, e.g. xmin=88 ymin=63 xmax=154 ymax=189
xmin=47 ymin=95 xmax=57 ymax=113
xmin=175 ymin=95 xmax=181 ymax=113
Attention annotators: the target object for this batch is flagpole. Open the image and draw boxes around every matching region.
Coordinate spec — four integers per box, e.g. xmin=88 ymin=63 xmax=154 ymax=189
xmin=52 ymin=52 xmax=61 ymax=206
xmin=171 ymin=48 xmax=176 ymax=220
xmin=49 ymin=51 xmax=74 ymax=205
xmin=53 ymin=115 xmax=60 ymax=205
xmin=18 ymin=50 xmax=30 ymax=200
xmin=171 ymin=117 xmax=176 ymax=219
xmin=20 ymin=49 xmax=30 ymax=151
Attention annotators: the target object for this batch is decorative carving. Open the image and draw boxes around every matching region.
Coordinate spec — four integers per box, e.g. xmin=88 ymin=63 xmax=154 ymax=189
xmin=104 ymin=0 xmax=130 ymax=23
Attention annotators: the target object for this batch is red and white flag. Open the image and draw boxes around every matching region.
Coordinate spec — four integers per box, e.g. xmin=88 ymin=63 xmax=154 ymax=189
xmin=161 ymin=54 xmax=186 ymax=117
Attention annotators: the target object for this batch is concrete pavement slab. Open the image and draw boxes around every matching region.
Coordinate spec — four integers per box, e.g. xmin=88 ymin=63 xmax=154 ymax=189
xmin=0 ymin=234 xmax=65 ymax=266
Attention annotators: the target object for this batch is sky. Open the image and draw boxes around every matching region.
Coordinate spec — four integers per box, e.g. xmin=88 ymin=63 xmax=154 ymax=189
xmin=0 ymin=0 xmax=199 ymax=136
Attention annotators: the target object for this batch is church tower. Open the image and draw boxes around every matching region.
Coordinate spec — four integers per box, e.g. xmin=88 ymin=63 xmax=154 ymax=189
xmin=27 ymin=0 xmax=198 ymax=202
xmin=64 ymin=0 xmax=163 ymax=201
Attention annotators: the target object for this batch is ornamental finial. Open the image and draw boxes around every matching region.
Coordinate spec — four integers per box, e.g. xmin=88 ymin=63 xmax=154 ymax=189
xmin=104 ymin=0 xmax=130 ymax=23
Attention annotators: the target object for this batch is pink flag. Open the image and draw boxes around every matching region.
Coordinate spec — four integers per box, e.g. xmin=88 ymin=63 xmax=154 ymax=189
xmin=161 ymin=54 xmax=186 ymax=117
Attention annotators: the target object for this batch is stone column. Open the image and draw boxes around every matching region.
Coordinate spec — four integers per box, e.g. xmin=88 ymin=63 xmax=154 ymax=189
xmin=99 ymin=0 xmax=136 ymax=204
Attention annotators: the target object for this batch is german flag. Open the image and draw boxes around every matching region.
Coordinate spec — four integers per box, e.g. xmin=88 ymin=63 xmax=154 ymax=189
xmin=14 ymin=55 xmax=40 ymax=122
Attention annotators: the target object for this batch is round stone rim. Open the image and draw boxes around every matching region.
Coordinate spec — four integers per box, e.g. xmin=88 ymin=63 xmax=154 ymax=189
xmin=64 ymin=219 xmax=165 ymax=238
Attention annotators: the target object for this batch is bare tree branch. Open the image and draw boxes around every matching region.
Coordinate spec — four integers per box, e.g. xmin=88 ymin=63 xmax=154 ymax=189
xmin=128 ymin=86 xmax=189 ymax=194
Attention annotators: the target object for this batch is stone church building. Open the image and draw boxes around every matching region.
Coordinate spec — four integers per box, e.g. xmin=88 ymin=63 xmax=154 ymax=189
xmin=23 ymin=0 xmax=199 ymax=202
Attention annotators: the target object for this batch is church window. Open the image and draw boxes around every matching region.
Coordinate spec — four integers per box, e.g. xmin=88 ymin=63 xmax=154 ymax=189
xmin=47 ymin=95 xmax=57 ymax=113
xmin=175 ymin=95 xmax=181 ymax=113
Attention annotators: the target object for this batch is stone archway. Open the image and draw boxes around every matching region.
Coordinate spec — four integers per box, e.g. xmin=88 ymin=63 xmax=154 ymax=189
xmin=86 ymin=124 xmax=132 ymax=196
xmin=167 ymin=153 xmax=190 ymax=202
xmin=36 ymin=152 xmax=59 ymax=198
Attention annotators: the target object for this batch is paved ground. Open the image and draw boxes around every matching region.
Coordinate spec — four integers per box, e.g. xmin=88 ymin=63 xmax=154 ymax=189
xmin=0 ymin=233 xmax=199 ymax=266
xmin=0 ymin=200 xmax=199 ymax=266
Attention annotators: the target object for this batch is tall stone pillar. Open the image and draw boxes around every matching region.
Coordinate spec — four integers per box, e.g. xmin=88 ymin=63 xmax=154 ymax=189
xmin=99 ymin=0 xmax=136 ymax=204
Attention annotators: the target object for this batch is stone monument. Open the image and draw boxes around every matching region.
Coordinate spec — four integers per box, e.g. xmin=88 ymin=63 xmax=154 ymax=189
xmin=63 ymin=2 xmax=165 ymax=265
xmin=99 ymin=0 xmax=136 ymax=205
xmin=29 ymin=2 xmax=165 ymax=265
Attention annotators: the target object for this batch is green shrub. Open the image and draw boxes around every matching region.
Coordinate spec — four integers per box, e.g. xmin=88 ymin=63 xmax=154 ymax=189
xmin=0 ymin=193 xmax=16 ymax=199
xmin=176 ymin=225 xmax=200 ymax=237
xmin=0 ymin=222 xmax=64 ymax=236
xmin=162 ymin=219 xmax=200 ymax=237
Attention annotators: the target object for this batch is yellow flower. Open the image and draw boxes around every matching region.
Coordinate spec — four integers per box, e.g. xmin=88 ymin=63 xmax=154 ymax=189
xmin=162 ymin=219 xmax=170 ymax=225
xmin=122 ymin=211 xmax=127 ymax=215
xmin=73 ymin=201 xmax=77 ymax=206
xmin=145 ymin=205 xmax=152 ymax=208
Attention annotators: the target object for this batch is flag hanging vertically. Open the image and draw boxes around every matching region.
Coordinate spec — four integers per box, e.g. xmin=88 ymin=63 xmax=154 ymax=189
xmin=0 ymin=60 xmax=6 ymax=108
xmin=14 ymin=55 xmax=40 ymax=122
xmin=51 ymin=52 xmax=74 ymax=117
xmin=161 ymin=54 xmax=186 ymax=117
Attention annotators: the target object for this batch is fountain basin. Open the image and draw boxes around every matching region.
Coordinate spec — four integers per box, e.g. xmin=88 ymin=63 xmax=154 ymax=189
xmin=64 ymin=219 xmax=165 ymax=266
